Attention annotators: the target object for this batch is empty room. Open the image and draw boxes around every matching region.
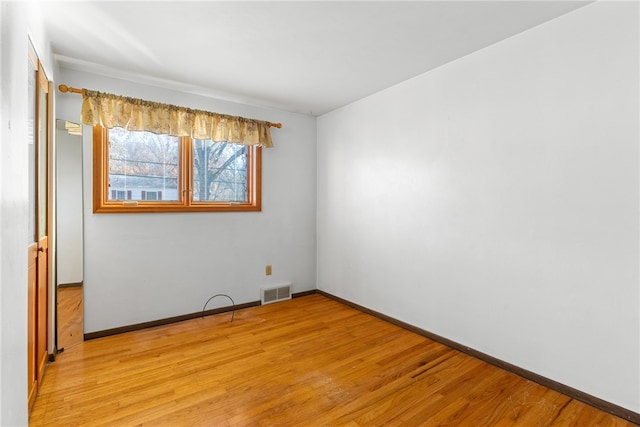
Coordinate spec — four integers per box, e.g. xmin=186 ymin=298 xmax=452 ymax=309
xmin=1 ymin=1 xmax=638 ymax=425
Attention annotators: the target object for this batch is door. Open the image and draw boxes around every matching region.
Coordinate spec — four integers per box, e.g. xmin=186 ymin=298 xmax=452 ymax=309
xmin=27 ymin=41 xmax=50 ymax=412
xmin=56 ymin=120 xmax=84 ymax=350
xmin=35 ymin=50 xmax=50 ymax=385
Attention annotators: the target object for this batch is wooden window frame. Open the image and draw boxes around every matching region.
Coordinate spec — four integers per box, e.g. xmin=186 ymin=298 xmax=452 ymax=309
xmin=92 ymin=126 xmax=262 ymax=213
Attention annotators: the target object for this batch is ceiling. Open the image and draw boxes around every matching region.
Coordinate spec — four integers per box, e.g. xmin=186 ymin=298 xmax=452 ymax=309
xmin=41 ymin=1 xmax=590 ymax=116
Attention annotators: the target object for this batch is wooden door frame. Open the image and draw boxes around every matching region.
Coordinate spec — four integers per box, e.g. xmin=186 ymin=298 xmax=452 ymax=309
xmin=46 ymin=61 xmax=55 ymax=360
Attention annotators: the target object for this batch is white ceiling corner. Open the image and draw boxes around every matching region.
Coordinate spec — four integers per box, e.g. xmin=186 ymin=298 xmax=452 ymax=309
xmin=41 ymin=1 xmax=592 ymax=116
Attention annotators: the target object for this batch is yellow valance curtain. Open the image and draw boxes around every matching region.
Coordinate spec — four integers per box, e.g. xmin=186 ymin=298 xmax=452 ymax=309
xmin=80 ymin=89 xmax=274 ymax=147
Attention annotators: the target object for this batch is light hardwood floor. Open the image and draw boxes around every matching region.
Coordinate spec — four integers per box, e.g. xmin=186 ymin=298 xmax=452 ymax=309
xmin=30 ymin=294 xmax=635 ymax=426
xmin=57 ymin=286 xmax=83 ymax=350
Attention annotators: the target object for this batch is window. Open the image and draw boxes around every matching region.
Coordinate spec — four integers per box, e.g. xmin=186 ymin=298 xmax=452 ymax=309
xmin=141 ymin=191 xmax=161 ymax=201
xmin=93 ymin=126 xmax=261 ymax=213
xmin=111 ymin=190 xmax=132 ymax=200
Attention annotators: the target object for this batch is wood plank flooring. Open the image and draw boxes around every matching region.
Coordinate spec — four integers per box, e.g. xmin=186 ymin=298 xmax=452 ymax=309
xmin=30 ymin=294 xmax=635 ymax=426
xmin=57 ymin=286 xmax=83 ymax=350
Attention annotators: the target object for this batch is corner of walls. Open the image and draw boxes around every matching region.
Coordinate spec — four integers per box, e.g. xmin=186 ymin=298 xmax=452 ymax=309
xmin=317 ymin=1 xmax=639 ymax=413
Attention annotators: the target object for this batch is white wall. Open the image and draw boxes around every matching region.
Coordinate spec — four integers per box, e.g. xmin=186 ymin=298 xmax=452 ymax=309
xmin=56 ymin=68 xmax=317 ymax=333
xmin=0 ymin=1 xmax=53 ymax=425
xmin=56 ymin=122 xmax=83 ymax=284
xmin=317 ymin=1 xmax=639 ymax=413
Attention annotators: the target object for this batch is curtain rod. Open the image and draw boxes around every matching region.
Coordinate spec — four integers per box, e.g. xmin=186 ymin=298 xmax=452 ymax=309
xmin=58 ymin=84 xmax=283 ymax=129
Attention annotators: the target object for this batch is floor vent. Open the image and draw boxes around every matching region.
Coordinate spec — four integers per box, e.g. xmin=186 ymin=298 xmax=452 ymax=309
xmin=261 ymin=283 xmax=292 ymax=305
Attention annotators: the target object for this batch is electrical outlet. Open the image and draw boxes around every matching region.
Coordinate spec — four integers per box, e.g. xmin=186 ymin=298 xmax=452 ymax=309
xmin=265 ymin=264 xmax=272 ymax=276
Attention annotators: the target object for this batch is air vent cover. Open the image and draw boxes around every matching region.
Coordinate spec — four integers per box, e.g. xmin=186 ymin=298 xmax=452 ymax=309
xmin=261 ymin=283 xmax=292 ymax=305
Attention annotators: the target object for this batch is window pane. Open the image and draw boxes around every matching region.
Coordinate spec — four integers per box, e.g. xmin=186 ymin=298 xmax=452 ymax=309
xmin=108 ymin=127 xmax=179 ymax=201
xmin=192 ymin=140 xmax=248 ymax=202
